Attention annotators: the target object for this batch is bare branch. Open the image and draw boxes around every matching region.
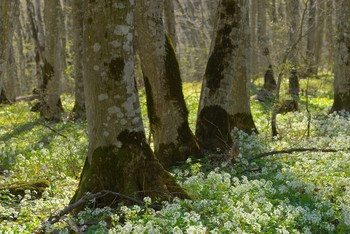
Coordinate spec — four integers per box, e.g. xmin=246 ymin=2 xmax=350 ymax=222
xmin=249 ymin=147 xmax=340 ymax=162
xmin=39 ymin=123 xmax=68 ymax=139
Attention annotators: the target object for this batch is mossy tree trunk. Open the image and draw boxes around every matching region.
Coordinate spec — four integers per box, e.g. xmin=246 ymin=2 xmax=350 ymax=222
xmin=135 ymin=0 xmax=200 ymax=169
xmin=331 ymin=0 xmax=350 ymax=112
xmin=195 ymin=0 xmax=257 ymax=154
xmin=71 ymin=0 xmax=190 ymax=211
xmin=40 ymin=0 xmax=64 ymax=121
xmin=71 ymin=0 xmax=86 ymax=121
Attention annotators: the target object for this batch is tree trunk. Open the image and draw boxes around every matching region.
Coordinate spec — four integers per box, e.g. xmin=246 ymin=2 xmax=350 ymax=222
xmin=315 ymin=0 xmax=325 ymax=74
xmin=0 ymin=0 xmax=19 ymax=104
xmin=196 ymin=0 xmax=257 ymax=154
xmin=330 ymin=0 xmax=350 ymax=112
xmin=135 ymin=0 xmax=200 ymax=169
xmin=41 ymin=0 xmax=64 ymax=121
xmin=324 ymin=0 xmax=334 ymax=71
xmin=250 ymin=0 xmax=258 ymax=80
xmin=163 ymin=0 xmax=177 ymax=48
xmin=270 ymin=0 xmax=278 ymax=23
xmin=257 ymin=0 xmax=276 ymax=89
xmin=71 ymin=0 xmax=189 ymax=211
xmin=71 ymin=0 xmax=86 ymax=121
xmin=287 ymin=0 xmax=300 ymax=97
xmin=306 ymin=0 xmax=317 ymax=77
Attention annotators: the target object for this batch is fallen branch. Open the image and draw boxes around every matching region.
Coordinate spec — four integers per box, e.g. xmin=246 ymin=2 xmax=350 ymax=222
xmin=250 ymin=147 xmax=340 ymax=162
xmin=39 ymin=123 xmax=68 ymax=139
xmin=45 ymin=190 xmax=160 ymax=227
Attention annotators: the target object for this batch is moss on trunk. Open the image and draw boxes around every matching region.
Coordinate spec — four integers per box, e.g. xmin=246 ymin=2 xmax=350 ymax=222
xmin=70 ymin=130 xmax=190 ymax=213
xmin=157 ymin=122 xmax=200 ymax=169
xmin=331 ymin=92 xmax=350 ymax=112
xmin=142 ymin=33 xmax=201 ymax=169
xmin=196 ymin=105 xmax=232 ymax=153
xmin=196 ymin=106 xmax=257 ymax=154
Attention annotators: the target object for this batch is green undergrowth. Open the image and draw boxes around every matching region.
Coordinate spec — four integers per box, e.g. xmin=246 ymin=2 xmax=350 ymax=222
xmin=1 ymin=74 xmax=350 ymax=233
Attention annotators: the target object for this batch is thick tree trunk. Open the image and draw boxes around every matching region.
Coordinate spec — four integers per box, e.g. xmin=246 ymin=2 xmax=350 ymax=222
xmin=71 ymin=0 xmax=189 ymax=211
xmin=196 ymin=0 xmax=257 ymax=154
xmin=135 ymin=0 xmax=200 ymax=169
xmin=331 ymin=0 xmax=350 ymax=112
xmin=71 ymin=0 xmax=86 ymax=121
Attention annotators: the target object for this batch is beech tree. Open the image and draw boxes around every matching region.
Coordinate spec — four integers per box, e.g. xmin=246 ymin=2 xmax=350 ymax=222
xmin=39 ymin=0 xmax=65 ymax=121
xmin=71 ymin=0 xmax=85 ymax=120
xmin=287 ymin=0 xmax=300 ymax=97
xmin=331 ymin=0 xmax=350 ymax=112
xmin=0 ymin=0 xmax=19 ymax=104
xmin=71 ymin=0 xmax=189 ymax=209
xmin=135 ymin=0 xmax=200 ymax=169
xmin=195 ymin=0 xmax=257 ymax=154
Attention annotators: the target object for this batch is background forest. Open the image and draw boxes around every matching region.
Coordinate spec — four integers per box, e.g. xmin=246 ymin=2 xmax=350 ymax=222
xmin=1 ymin=0 xmax=350 ymax=233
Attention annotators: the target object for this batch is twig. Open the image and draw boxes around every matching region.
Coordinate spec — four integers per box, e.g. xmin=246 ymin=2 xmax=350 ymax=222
xmin=39 ymin=123 xmax=68 ymax=139
xmin=250 ymin=147 xmax=340 ymax=162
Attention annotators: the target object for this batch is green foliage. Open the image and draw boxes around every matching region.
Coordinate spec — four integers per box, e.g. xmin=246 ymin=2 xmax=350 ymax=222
xmin=1 ymin=76 xmax=350 ymax=233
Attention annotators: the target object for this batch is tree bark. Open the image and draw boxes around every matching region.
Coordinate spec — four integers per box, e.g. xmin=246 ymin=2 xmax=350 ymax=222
xmin=250 ymin=0 xmax=258 ymax=80
xmin=135 ymin=0 xmax=200 ymax=169
xmin=163 ymin=0 xmax=177 ymax=48
xmin=71 ymin=0 xmax=86 ymax=121
xmin=257 ymin=0 xmax=276 ymax=89
xmin=306 ymin=0 xmax=317 ymax=77
xmin=196 ymin=0 xmax=257 ymax=154
xmin=331 ymin=0 xmax=350 ymax=112
xmin=287 ymin=0 xmax=300 ymax=97
xmin=71 ymin=0 xmax=190 ymax=212
xmin=0 ymin=0 xmax=19 ymax=104
xmin=39 ymin=0 xmax=64 ymax=121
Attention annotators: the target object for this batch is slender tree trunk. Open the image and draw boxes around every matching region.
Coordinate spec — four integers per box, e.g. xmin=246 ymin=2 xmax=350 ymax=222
xmin=270 ymin=0 xmax=278 ymax=23
xmin=0 ymin=0 xmax=19 ymax=104
xmin=325 ymin=0 xmax=334 ymax=71
xmin=306 ymin=0 xmax=317 ymax=77
xmin=250 ymin=0 xmax=258 ymax=80
xmin=41 ymin=0 xmax=64 ymax=121
xmin=315 ymin=0 xmax=326 ymax=73
xmin=196 ymin=0 xmax=257 ymax=154
xmin=330 ymin=0 xmax=350 ymax=112
xmin=287 ymin=0 xmax=300 ymax=97
xmin=257 ymin=0 xmax=276 ymax=90
xmin=71 ymin=0 xmax=85 ymax=120
xmin=71 ymin=0 xmax=189 ymax=211
xmin=0 ymin=1 xmax=7 ymax=103
xmin=135 ymin=0 xmax=200 ymax=169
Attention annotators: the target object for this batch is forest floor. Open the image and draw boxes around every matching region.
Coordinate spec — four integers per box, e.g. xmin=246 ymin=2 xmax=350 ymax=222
xmin=1 ymin=74 xmax=350 ymax=233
